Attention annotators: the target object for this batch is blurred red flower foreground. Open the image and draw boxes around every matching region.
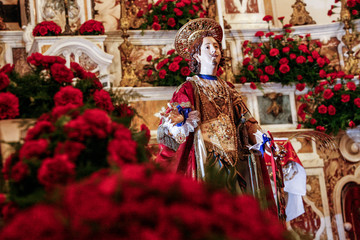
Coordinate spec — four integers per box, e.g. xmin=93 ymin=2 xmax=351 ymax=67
xmin=0 ymin=164 xmax=286 ymax=240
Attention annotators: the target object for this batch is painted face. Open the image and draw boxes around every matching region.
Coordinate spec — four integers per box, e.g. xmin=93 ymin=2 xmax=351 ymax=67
xmin=197 ymin=36 xmax=221 ymax=68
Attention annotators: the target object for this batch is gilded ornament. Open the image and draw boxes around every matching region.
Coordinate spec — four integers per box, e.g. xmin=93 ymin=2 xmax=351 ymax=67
xmin=289 ymin=0 xmax=316 ymax=26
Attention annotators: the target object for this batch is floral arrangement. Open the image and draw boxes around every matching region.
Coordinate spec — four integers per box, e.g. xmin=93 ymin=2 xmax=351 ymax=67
xmin=328 ymin=0 xmax=360 ymax=20
xmin=239 ymin=15 xmax=331 ymax=90
xmin=0 ymin=164 xmax=286 ymax=240
xmin=32 ymin=21 xmax=62 ymax=37
xmin=0 ymin=53 xmax=105 ymax=119
xmin=144 ymin=49 xmax=193 ymax=86
xmin=78 ymin=19 xmax=105 ymax=35
xmin=297 ymin=72 xmax=360 ymax=135
xmin=139 ymin=0 xmax=206 ymax=31
xmin=0 ymin=101 xmax=151 ymax=213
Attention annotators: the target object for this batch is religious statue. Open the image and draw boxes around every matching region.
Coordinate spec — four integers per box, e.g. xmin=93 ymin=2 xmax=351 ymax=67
xmin=156 ymin=18 xmax=273 ymax=198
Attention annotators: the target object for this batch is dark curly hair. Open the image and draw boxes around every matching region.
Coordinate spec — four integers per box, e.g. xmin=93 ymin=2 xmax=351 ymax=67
xmin=188 ymin=31 xmax=225 ymax=74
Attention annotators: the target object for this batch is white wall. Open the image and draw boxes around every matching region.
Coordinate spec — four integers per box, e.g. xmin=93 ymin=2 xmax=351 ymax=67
xmin=272 ymin=0 xmax=340 ymax=27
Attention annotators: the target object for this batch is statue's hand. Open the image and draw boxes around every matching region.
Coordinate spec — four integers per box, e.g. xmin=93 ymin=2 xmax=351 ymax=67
xmin=166 ymin=109 xmax=184 ymax=126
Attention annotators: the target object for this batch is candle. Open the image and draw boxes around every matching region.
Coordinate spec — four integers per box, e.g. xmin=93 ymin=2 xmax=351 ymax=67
xmin=216 ymin=0 xmax=226 ymax=49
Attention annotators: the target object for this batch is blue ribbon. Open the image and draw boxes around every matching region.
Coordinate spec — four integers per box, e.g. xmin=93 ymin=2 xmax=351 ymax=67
xmin=259 ymin=133 xmax=271 ymax=156
xmin=198 ymin=74 xmax=218 ymax=80
xmin=176 ymin=105 xmax=191 ymax=126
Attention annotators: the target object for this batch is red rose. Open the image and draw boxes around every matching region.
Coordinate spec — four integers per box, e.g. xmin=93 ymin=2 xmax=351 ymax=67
xmin=0 ymin=72 xmax=10 ymax=90
xmin=354 ymin=98 xmax=360 ymax=107
xmin=296 ymin=83 xmax=306 ymax=91
xmin=260 ymin=75 xmax=269 ymax=83
xmin=0 ymin=92 xmax=19 ymax=119
xmin=296 ymin=56 xmax=306 ymax=64
xmin=341 ymin=94 xmax=350 ymax=103
xmin=279 ymin=58 xmax=289 ymax=65
xmin=310 ymin=118 xmax=317 ymax=125
xmin=349 ymin=120 xmax=356 ymax=128
xmin=255 ymin=31 xmax=264 ymax=37
xmin=250 ymin=82 xmax=257 ymax=89
xmin=346 ymin=81 xmax=356 ymax=91
xmin=264 ymin=65 xmax=275 ymax=75
xmin=269 ymin=48 xmax=279 ymax=57
xmin=93 ymin=89 xmax=114 ymax=112
xmin=159 ymin=69 xmax=166 ymax=79
xmin=54 ymin=86 xmax=83 ymax=107
xmin=38 ymin=154 xmax=75 ymax=187
xmin=262 ymin=15 xmax=273 ymax=22
xmin=318 ymin=104 xmax=327 ymax=114
xmin=334 ymin=83 xmax=342 ymax=91
xmin=279 ymin=64 xmax=290 ymax=74
xmin=242 ymin=57 xmax=251 ymax=66
xmin=167 ymin=18 xmax=176 ymax=27
xmin=180 ymin=66 xmax=190 ymax=76
xmin=169 ymin=62 xmax=180 ymax=72
xmin=323 ymin=89 xmax=334 ymax=100
xmin=328 ymin=105 xmax=336 ymax=115
xmin=316 ymin=126 xmax=325 ymax=132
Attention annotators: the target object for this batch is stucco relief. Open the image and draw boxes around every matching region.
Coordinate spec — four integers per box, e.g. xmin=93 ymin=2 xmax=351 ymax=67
xmin=94 ymin=0 xmax=120 ymax=31
xmin=224 ymin=0 xmax=259 ymax=14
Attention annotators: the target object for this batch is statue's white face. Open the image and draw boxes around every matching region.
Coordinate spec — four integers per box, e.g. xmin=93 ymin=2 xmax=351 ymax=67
xmin=196 ymin=37 xmax=221 ymax=70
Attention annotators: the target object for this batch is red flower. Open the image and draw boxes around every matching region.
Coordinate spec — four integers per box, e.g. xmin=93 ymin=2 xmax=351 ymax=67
xmin=259 ymin=55 xmax=266 ymax=63
xmin=279 ymin=58 xmax=289 ymax=65
xmin=152 ymin=22 xmax=161 ymax=30
xmin=0 ymin=72 xmax=10 ymax=90
xmin=79 ymin=20 xmax=105 ymax=35
xmin=334 ymin=83 xmax=342 ymax=91
xmin=0 ymin=92 xmax=19 ymax=119
xmin=281 ymin=47 xmax=290 ymax=54
xmin=93 ymin=89 xmax=114 ymax=112
xmin=319 ymin=69 xmax=327 ymax=79
xmin=260 ymin=75 xmax=269 ymax=83
xmin=265 ymin=65 xmax=275 ymax=75
xmin=180 ymin=66 xmax=190 ymax=76
xmin=349 ymin=120 xmax=356 ymax=128
xmin=107 ymin=138 xmax=137 ymax=166
xmin=253 ymin=48 xmax=262 ymax=58
xmin=296 ymin=83 xmax=306 ymax=91
xmin=250 ymin=82 xmax=257 ymax=89
xmin=50 ymin=63 xmax=74 ymax=83
xmin=327 ymin=10 xmax=333 ymax=16
xmin=318 ymin=104 xmax=327 ymax=114
xmin=173 ymin=56 xmax=183 ymax=62
xmin=316 ymin=126 xmax=325 ymax=132
xmin=263 ymin=15 xmax=273 ymax=22
xmin=25 ymin=121 xmax=55 ymax=141
xmin=55 ymin=141 xmax=85 ymax=162
xmin=161 ymin=4 xmax=167 ymax=11
xmin=147 ymin=69 xmax=153 ymax=77
xmin=328 ymin=105 xmax=336 ymax=115
xmin=310 ymin=118 xmax=317 ymax=125
xmin=316 ymin=57 xmax=326 ymax=67
xmin=169 ymin=62 xmax=180 ymax=72
xmin=354 ymin=98 xmax=360 ymax=107
xmin=174 ymin=8 xmax=183 ymax=16
xmin=255 ymin=31 xmax=264 ymax=37
xmin=54 ymin=86 xmax=83 ymax=107
xmin=269 ymin=48 xmax=279 ymax=56
xmin=265 ymin=32 xmax=274 ymax=38
xmin=239 ymin=76 xmax=247 ymax=83
xmin=0 ymin=63 xmax=14 ymax=74
xmin=140 ymin=124 xmax=151 ymax=144
xmin=11 ymin=161 xmax=29 ymax=182
xmin=347 ymin=0 xmax=356 ymax=7
xmin=242 ymin=57 xmax=251 ymax=66
xmin=247 ymin=65 xmax=254 ymax=71
xmin=159 ymin=69 xmax=166 ymax=79
xmin=323 ymin=89 xmax=334 ymax=100
xmin=242 ymin=40 xmax=249 ymax=48
xmin=167 ymin=18 xmax=176 ymax=27
xmin=146 ymin=55 xmax=152 ymax=62
xmin=296 ymin=56 xmax=306 ymax=64
xmin=346 ymin=81 xmax=356 ymax=91
xmin=278 ymin=16 xmax=285 ymax=21
xmin=297 ymin=75 xmax=303 ymax=81
xmin=167 ymin=49 xmax=175 ymax=55
xmin=312 ymin=51 xmax=320 ymax=59
xmin=290 ymin=53 xmax=296 ymax=59
xmin=137 ymin=9 xmax=144 ymax=17
xmin=19 ymin=139 xmax=48 ymax=161
xmin=341 ymin=94 xmax=350 ymax=103
xmin=38 ymin=155 xmax=75 ymax=187
xmin=279 ymin=64 xmax=290 ymax=74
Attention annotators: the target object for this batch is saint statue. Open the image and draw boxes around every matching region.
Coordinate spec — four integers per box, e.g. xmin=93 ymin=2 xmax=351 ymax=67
xmin=156 ymin=18 xmax=273 ymax=199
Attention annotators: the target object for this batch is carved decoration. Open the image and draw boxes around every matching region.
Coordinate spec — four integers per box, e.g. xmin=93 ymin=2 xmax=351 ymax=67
xmin=339 ymin=133 xmax=360 ymax=162
xmin=264 ymin=93 xmax=283 ymax=118
xmin=289 ymin=0 xmax=316 ymax=26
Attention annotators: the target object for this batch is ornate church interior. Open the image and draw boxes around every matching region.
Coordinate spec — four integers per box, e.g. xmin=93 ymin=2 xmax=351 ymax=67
xmin=0 ymin=0 xmax=359 ymax=239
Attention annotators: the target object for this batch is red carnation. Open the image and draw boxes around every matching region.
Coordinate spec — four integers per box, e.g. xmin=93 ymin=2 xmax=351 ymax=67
xmin=319 ymin=69 xmax=327 ymax=79
xmin=341 ymin=94 xmax=350 ymax=103
xmin=269 ymin=48 xmax=279 ymax=56
xmin=318 ymin=104 xmax=327 ymax=114
xmin=146 ymin=55 xmax=152 ymax=62
xmin=328 ymin=105 xmax=336 ymax=115
xmin=323 ymin=89 xmax=334 ymax=100
xmin=152 ymin=22 xmax=161 ymax=31
xmin=310 ymin=118 xmax=317 ymax=125
xmin=0 ymin=92 xmax=19 ymax=119
xmin=159 ymin=69 xmax=166 ymax=79
xmin=169 ymin=62 xmax=180 ymax=72
xmin=346 ymin=81 xmax=356 ymax=91
xmin=247 ymin=65 xmax=254 ymax=71
xmin=250 ymin=82 xmax=257 ymax=89
xmin=349 ymin=120 xmax=356 ymax=128
xmin=278 ymin=16 xmax=285 ymax=21
xmin=290 ymin=53 xmax=296 ymax=59
xmin=167 ymin=18 xmax=176 ymax=27
xmin=279 ymin=64 xmax=290 ymax=74
xmin=354 ymin=98 xmax=360 ymax=107
xmin=54 ymin=86 xmax=83 ymax=107
xmin=334 ymin=83 xmax=342 ymax=91
xmin=255 ymin=31 xmax=264 ymax=37
xmin=11 ymin=161 xmax=29 ymax=182
xmin=242 ymin=57 xmax=251 ymax=66
xmin=316 ymin=126 xmax=325 ymax=132
xmin=297 ymin=75 xmax=303 ymax=81
xmin=25 ymin=121 xmax=55 ymax=141
xmin=0 ymin=72 xmax=10 ymax=90
xmin=263 ymin=15 xmax=273 ymax=22
xmin=180 ymin=66 xmax=190 ymax=76
xmin=265 ymin=65 xmax=275 ymax=75
xmin=316 ymin=57 xmax=326 ymax=67
xmin=239 ymin=76 xmax=247 ymax=83
xmin=93 ymin=89 xmax=114 ymax=112
xmin=296 ymin=56 xmax=306 ymax=64
xmin=253 ymin=48 xmax=262 ymax=58
xmin=279 ymin=58 xmax=289 ymax=65
xmin=296 ymin=83 xmax=306 ymax=91
xmin=260 ymin=75 xmax=269 ymax=83
xmin=50 ymin=63 xmax=74 ymax=83
xmin=259 ymin=55 xmax=266 ymax=63
xmin=167 ymin=49 xmax=175 ymax=55
xmin=140 ymin=124 xmax=151 ymax=144
xmin=55 ymin=141 xmax=85 ymax=162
